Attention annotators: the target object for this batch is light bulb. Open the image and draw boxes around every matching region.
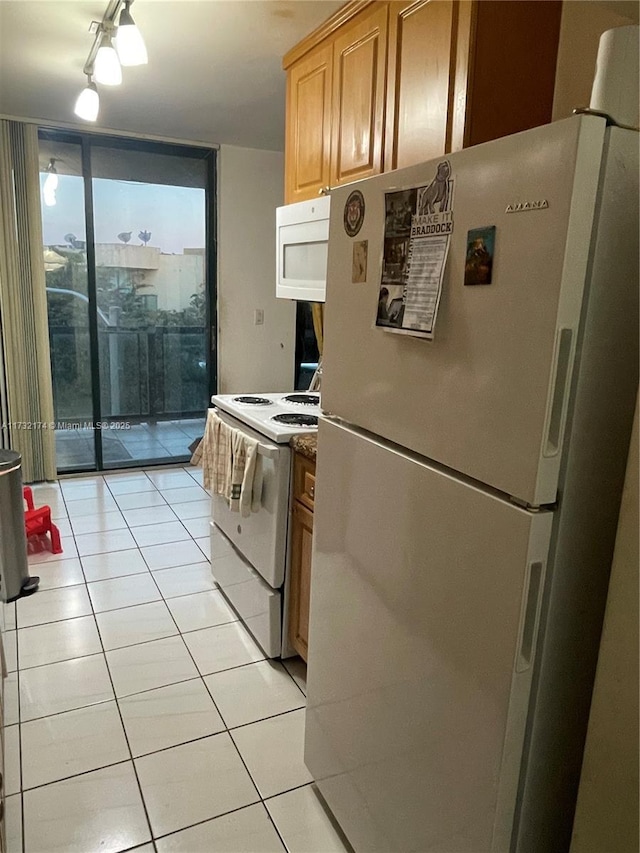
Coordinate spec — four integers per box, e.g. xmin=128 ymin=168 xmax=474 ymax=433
xmin=43 ymin=161 xmax=58 ymax=207
xmin=94 ymin=33 xmax=122 ymax=86
xmin=43 ymin=185 xmax=57 ymax=207
xmin=74 ymin=80 xmax=100 ymax=121
xmin=115 ymin=4 xmax=148 ymax=66
xmin=43 ymin=171 xmax=58 ymax=193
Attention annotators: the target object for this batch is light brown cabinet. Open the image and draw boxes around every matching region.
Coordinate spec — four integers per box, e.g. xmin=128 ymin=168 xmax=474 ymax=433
xmin=284 ymin=42 xmax=333 ymax=204
xmin=330 ymin=3 xmax=388 ymax=187
xmin=283 ymin=0 xmax=562 ymax=203
xmin=288 ymin=452 xmax=316 ymax=661
xmin=385 ymin=0 xmax=456 ymax=171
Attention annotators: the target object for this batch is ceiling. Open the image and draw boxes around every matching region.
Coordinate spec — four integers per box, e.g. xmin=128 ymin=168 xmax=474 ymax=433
xmin=0 ymin=0 xmax=343 ymax=151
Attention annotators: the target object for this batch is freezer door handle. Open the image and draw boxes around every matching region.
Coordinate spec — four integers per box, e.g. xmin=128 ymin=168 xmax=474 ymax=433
xmin=543 ymin=328 xmax=574 ymax=457
xmin=516 ymin=560 xmax=544 ymax=673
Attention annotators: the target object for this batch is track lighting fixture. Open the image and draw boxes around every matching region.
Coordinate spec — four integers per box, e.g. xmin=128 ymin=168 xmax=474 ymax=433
xmin=94 ymin=30 xmax=122 ymax=86
xmin=73 ymin=0 xmax=147 ymax=121
xmin=43 ymin=159 xmax=58 ymax=207
xmin=115 ymin=0 xmax=148 ymax=66
xmin=74 ymin=76 xmax=100 ymax=122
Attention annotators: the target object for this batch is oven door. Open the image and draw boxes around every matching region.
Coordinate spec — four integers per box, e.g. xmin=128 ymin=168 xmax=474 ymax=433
xmin=209 ymin=409 xmax=291 ymax=589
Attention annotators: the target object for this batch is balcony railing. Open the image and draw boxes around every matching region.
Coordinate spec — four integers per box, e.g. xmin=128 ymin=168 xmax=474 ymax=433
xmin=49 ymin=325 xmax=208 ymax=423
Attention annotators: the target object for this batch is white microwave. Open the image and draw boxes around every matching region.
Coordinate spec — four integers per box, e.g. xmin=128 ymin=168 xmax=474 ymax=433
xmin=276 ymin=195 xmax=330 ymax=302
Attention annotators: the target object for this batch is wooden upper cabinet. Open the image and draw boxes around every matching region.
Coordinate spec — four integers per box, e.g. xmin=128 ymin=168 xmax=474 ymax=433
xmin=460 ymin=0 xmax=563 ymax=149
xmin=330 ymin=3 xmax=389 ymax=187
xmin=285 ymin=42 xmax=333 ymax=204
xmin=283 ymin=0 xmax=562 ymax=201
xmin=385 ymin=0 xmax=456 ymax=171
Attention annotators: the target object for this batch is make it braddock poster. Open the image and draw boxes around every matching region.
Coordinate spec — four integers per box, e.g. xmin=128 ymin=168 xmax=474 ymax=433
xmin=376 ymin=160 xmax=454 ymax=339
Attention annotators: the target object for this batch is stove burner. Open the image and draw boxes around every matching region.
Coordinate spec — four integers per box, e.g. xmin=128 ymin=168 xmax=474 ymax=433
xmin=271 ymin=413 xmax=318 ymax=428
xmin=282 ymin=394 xmax=320 ymax=406
xmin=232 ymin=396 xmax=272 ymax=406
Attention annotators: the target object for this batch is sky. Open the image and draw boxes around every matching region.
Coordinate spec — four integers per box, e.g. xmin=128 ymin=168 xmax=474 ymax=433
xmin=40 ymin=175 xmax=206 ymax=255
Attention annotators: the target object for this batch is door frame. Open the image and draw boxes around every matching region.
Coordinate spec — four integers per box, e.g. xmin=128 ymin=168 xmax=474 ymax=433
xmin=38 ymin=127 xmax=217 ymax=473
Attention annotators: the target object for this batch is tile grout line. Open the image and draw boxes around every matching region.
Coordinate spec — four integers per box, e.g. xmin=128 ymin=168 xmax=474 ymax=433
xmin=18 ymin=471 xmax=173 ymax=846
xmin=113 ymin=543 xmax=274 ymax=844
xmin=134 ymin=544 xmax=282 ymax=843
xmin=14 ymin=605 xmax=25 ymax=853
xmin=85 ymin=538 xmax=158 ymax=852
xmin=17 ymin=467 xmax=309 ymax=847
xmin=13 ymin=652 xmax=300 ymax=726
xmin=150 ymin=538 xmax=305 ymax=851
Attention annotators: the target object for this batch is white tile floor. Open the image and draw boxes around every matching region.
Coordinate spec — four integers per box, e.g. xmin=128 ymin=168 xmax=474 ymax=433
xmin=4 ymin=466 xmax=350 ymax=853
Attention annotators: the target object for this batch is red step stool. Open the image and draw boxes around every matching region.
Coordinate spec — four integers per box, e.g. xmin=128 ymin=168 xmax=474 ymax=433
xmin=23 ymin=487 xmax=63 ymax=555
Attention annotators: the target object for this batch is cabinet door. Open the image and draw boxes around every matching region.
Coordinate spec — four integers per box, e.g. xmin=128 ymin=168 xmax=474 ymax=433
xmin=457 ymin=0 xmax=562 ymax=149
xmin=330 ymin=3 xmax=388 ymax=188
xmin=285 ymin=43 xmax=333 ymax=204
xmin=288 ymin=500 xmax=314 ymax=661
xmin=385 ymin=0 xmax=456 ymax=170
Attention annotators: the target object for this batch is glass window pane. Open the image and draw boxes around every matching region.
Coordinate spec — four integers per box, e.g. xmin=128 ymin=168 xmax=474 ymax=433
xmin=38 ymin=134 xmax=212 ymax=473
xmin=39 ymin=138 xmax=96 ymax=472
xmin=91 ymin=144 xmax=208 ymax=468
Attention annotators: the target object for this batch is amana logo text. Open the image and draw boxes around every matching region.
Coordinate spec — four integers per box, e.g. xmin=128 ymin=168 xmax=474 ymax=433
xmin=505 ymin=200 xmax=549 ymax=213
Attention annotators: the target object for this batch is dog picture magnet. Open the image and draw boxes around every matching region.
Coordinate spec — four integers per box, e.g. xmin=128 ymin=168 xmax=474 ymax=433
xmin=344 ymin=190 xmax=365 ymax=237
xmin=464 ymin=226 xmax=496 ymax=286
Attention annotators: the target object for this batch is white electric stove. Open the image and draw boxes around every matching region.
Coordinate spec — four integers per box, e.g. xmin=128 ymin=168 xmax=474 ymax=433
xmin=208 ymin=390 xmax=320 ymax=657
xmin=210 ymin=391 xmax=320 ymax=442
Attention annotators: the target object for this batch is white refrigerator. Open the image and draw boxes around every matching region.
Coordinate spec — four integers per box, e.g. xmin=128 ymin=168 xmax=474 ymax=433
xmin=304 ymin=115 xmax=638 ymax=853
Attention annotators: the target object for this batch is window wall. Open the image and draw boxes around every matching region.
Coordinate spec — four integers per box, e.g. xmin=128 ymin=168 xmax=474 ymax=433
xmin=39 ymin=130 xmax=216 ymax=472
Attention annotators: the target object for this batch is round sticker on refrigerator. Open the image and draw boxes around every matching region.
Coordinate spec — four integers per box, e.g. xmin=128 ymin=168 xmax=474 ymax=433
xmin=344 ymin=190 xmax=365 ymax=237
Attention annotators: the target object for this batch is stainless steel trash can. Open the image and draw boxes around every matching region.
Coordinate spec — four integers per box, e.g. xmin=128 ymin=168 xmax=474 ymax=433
xmin=0 ymin=450 xmax=39 ymax=602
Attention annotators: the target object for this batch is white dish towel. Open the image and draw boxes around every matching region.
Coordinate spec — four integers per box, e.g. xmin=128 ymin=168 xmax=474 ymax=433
xmin=191 ymin=410 xmax=263 ymax=516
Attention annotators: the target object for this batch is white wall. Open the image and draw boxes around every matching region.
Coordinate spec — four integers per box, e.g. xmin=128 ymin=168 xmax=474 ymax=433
xmin=553 ymin=1 xmax=639 ymax=120
xmin=570 ymin=394 xmax=639 ymax=852
xmin=147 ymin=253 xmax=204 ymax=313
xmin=217 ymin=145 xmax=295 ymax=394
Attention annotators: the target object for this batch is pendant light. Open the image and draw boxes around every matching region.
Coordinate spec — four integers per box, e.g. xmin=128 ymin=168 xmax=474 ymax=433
xmin=73 ymin=1 xmax=150 ymax=120
xmin=94 ymin=30 xmax=122 ymax=86
xmin=115 ymin=0 xmax=148 ymax=66
xmin=43 ymin=159 xmax=58 ymax=207
xmin=74 ymin=75 xmax=100 ymax=121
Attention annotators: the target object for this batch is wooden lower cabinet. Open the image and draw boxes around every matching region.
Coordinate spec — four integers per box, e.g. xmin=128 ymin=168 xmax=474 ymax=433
xmin=288 ymin=500 xmax=314 ymax=662
xmin=288 ymin=452 xmax=316 ymax=662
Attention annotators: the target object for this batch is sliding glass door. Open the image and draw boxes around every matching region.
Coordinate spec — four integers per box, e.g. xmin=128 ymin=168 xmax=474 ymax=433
xmin=39 ymin=130 xmax=215 ymax=473
xmin=40 ymin=137 xmax=95 ymax=470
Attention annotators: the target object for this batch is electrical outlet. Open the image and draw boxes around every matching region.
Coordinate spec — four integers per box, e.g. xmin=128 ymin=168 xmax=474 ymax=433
xmin=254 ymin=309 xmax=264 ymax=326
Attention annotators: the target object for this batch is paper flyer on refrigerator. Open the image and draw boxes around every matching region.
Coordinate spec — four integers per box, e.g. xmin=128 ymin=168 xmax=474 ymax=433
xmin=376 ymin=160 xmax=454 ymax=339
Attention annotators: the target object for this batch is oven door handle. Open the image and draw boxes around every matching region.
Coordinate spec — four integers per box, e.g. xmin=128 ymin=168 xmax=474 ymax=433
xmin=257 ymin=443 xmax=279 ymax=460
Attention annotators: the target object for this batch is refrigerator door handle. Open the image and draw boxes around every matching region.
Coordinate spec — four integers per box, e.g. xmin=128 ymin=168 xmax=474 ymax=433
xmin=543 ymin=328 xmax=574 ymax=457
xmin=516 ymin=560 xmax=544 ymax=673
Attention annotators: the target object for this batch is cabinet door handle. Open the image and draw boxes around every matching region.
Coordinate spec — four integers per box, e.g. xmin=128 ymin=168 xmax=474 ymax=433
xmin=318 ymin=186 xmax=331 ymax=196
